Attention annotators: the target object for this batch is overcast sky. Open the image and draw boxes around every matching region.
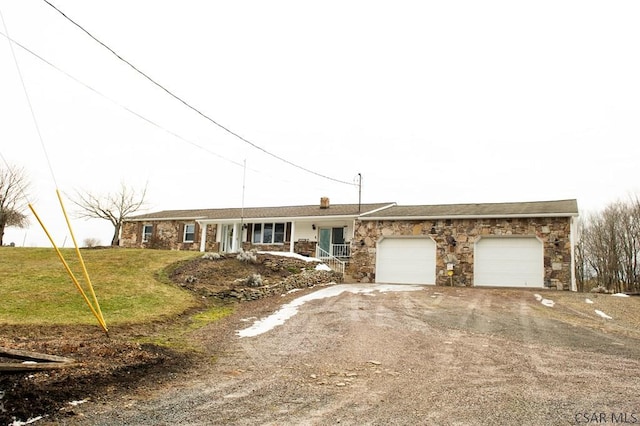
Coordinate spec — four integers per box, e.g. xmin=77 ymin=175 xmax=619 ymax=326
xmin=1 ymin=1 xmax=639 ymax=247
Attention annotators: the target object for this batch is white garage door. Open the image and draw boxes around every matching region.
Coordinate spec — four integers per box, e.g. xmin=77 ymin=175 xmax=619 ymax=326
xmin=376 ymin=238 xmax=436 ymax=285
xmin=474 ymin=237 xmax=543 ymax=287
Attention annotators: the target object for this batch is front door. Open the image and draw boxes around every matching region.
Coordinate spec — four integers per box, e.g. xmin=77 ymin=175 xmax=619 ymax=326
xmin=318 ymin=228 xmax=331 ymax=257
xmin=221 ymin=224 xmax=234 ymax=253
xmin=318 ymin=227 xmax=345 ymax=257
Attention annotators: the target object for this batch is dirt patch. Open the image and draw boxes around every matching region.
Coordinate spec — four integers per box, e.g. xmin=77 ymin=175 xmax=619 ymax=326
xmin=0 ymin=253 xmax=335 ymax=425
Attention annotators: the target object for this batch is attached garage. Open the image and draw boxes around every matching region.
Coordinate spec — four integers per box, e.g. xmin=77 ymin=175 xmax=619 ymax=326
xmin=474 ymin=237 xmax=544 ymax=288
xmin=376 ymin=237 xmax=436 ymax=285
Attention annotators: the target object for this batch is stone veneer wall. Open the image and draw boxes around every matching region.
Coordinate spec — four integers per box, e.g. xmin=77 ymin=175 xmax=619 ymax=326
xmin=347 ymin=217 xmax=573 ymax=289
xmin=120 ymin=221 xmax=217 ymax=251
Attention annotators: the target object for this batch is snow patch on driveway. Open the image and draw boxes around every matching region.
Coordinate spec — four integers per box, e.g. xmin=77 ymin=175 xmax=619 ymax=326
xmin=237 ymin=284 xmax=424 ymax=337
xmin=534 ymin=293 xmax=555 ymax=307
xmin=595 ymin=310 xmax=613 ymax=320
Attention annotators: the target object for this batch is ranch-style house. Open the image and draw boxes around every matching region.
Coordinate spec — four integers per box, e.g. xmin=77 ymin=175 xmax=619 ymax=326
xmin=120 ymin=197 xmax=579 ymax=290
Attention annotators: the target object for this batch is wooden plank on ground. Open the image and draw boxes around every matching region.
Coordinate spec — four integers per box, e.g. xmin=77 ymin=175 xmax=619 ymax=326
xmin=0 ymin=347 xmax=76 ymax=372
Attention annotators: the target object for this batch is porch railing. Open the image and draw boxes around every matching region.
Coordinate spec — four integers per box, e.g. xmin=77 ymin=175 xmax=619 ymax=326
xmin=315 ymin=246 xmax=346 ymax=275
xmin=331 ymin=243 xmax=351 ymax=259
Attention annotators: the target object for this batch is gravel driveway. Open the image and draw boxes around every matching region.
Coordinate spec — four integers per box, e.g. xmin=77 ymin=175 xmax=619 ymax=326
xmin=62 ymin=285 xmax=640 ymax=425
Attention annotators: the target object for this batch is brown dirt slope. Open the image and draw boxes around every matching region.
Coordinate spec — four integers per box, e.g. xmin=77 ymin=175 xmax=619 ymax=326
xmin=0 ymin=252 xmax=335 ymax=425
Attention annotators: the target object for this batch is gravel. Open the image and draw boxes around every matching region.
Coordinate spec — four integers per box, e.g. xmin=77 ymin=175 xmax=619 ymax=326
xmin=56 ymin=286 xmax=640 ymax=425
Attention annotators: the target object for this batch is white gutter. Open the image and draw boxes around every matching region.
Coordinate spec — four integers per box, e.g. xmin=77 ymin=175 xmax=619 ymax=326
xmin=128 ymin=216 xmax=207 ymax=222
xmin=197 ymin=214 xmax=363 ymax=224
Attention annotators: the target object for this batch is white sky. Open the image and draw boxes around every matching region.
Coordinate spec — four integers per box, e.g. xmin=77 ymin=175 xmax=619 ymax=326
xmin=1 ymin=1 xmax=639 ymax=247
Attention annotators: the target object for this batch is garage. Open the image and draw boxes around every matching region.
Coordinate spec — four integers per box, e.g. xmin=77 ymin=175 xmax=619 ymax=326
xmin=474 ymin=237 xmax=543 ymax=287
xmin=376 ymin=237 xmax=436 ymax=285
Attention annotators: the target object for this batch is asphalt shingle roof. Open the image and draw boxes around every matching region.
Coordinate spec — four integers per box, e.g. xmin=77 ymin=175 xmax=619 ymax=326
xmin=128 ymin=202 xmax=396 ymax=221
xmin=359 ymin=199 xmax=579 ymax=219
xmin=128 ymin=199 xmax=578 ymax=222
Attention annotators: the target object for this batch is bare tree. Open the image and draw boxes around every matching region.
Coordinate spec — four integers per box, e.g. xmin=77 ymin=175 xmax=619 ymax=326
xmin=72 ymin=183 xmax=147 ymax=246
xmin=574 ymin=218 xmax=590 ymax=292
xmin=580 ymin=197 xmax=640 ymax=293
xmin=0 ymin=165 xmax=30 ymax=246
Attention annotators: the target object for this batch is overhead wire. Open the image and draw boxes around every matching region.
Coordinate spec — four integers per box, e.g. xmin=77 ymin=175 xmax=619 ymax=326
xmin=0 ymin=29 xmax=342 ymax=195
xmin=41 ymin=0 xmax=357 ymax=187
xmin=0 ymin=30 xmax=245 ymax=169
xmin=0 ymin=5 xmax=108 ymax=335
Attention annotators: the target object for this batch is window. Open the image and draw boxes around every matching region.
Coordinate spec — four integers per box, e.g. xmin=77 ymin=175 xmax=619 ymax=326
xmin=252 ymin=222 xmax=286 ymax=244
xmin=274 ymin=223 xmax=285 ymax=243
xmin=252 ymin=224 xmax=262 ymax=243
xmin=142 ymin=224 xmax=153 ymax=242
xmin=263 ymin=223 xmax=273 ymax=243
xmin=183 ymin=224 xmax=195 ymax=242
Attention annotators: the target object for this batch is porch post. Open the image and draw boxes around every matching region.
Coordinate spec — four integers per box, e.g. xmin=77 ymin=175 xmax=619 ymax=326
xmin=199 ymin=223 xmax=207 ymax=252
xmin=231 ymin=223 xmax=240 ymax=252
xmin=289 ymin=221 xmax=296 ymax=253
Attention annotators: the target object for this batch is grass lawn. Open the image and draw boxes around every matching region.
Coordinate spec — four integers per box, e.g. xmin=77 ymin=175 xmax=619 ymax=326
xmin=0 ymin=247 xmax=201 ymax=326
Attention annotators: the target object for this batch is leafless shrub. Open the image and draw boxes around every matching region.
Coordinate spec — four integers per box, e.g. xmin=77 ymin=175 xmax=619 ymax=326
xmin=202 ymin=252 xmax=222 ymax=260
xmin=146 ymin=234 xmax=171 ymax=250
xmin=237 ymin=250 xmax=257 ymax=263
xmin=245 ymin=274 xmax=263 ymax=287
xmin=83 ymin=237 xmax=101 ymax=248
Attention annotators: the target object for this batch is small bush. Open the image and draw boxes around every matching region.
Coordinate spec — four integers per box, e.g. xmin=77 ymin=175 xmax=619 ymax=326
xmin=245 ymin=274 xmax=263 ymax=287
xmin=146 ymin=234 xmax=171 ymax=250
xmin=287 ymin=266 xmax=301 ymax=274
xmin=237 ymin=250 xmax=257 ymax=263
xmin=202 ymin=252 xmax=222 ymax=260
xmin=83 ymin=237 xmax=101 ymax=248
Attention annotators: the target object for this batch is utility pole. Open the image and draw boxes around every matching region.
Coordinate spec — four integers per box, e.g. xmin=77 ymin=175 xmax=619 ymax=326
xmin=357 ymin=173 xmax=362 ymax=213
xmin=239 ymin=159 xmax=247 ymax=251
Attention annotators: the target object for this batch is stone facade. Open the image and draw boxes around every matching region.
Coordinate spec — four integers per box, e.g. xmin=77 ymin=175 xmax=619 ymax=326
xmin=239 ymin=240 xmax=318 ymax=257
xmin=122 ymin=221 xmax=317 ymax=255
xmin=347 ymin=217 xmax=573 ymax=289
xmin=120 ymin=220 xmax=216 ymax=251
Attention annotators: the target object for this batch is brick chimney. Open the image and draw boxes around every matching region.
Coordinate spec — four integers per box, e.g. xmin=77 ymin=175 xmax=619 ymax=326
xmin=320 ymin=197 xmax=330 ymax=209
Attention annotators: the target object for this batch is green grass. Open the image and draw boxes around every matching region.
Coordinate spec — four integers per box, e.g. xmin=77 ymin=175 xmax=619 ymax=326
xmin=136 ymin=305 xmax=235 ymax=350
xmin=0 ymin=247 xmax=202 ymax=326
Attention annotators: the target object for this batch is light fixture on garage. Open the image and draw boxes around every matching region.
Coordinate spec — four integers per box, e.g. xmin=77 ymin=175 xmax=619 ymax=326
xmin=312 ymin=224 xmax=316 ymax=230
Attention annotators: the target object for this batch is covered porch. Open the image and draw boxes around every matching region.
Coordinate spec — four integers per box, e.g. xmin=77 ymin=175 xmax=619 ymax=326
xmin=197 ymin=217 xmax=354 ymax=269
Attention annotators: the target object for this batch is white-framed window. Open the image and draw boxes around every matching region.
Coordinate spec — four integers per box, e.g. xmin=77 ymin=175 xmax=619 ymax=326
xmin=252 ymin=222 xmax=286 ymax=244
xmin=183 ymin=223 xmax=196 ymax=242
xmin=142 ymin=224 xmax=153 ymax=242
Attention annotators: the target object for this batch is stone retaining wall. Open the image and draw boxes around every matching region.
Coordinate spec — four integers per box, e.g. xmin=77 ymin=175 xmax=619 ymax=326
xmin=213 ymin=270 xmax=342 ymax=301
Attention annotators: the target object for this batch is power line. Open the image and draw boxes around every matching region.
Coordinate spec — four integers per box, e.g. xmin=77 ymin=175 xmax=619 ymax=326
xmin=0 ymin=30 xmax=344 ymax=193
xmin=41 ymin=0 xmax=356 ymax=187
xmin=0 ymin=29 xmax=244 ymax=169
xmin=0 ymin=6 xmax=57 ymax=188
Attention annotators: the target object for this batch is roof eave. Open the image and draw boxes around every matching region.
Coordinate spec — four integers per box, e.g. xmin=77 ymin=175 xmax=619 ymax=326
xmin=198 ymin=214 xmax=361 ymax=224
xmin=360 ymin=212 xmax=579 ymax=221
xmin=127 ymin=216 xmax=208 ymax=222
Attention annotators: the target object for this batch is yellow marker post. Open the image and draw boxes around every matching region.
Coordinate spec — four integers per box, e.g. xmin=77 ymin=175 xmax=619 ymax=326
xmin=56 ymin=190 xmax=107 ymax=330
xmin=28 ymin=203 xmax=108 ymax=335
